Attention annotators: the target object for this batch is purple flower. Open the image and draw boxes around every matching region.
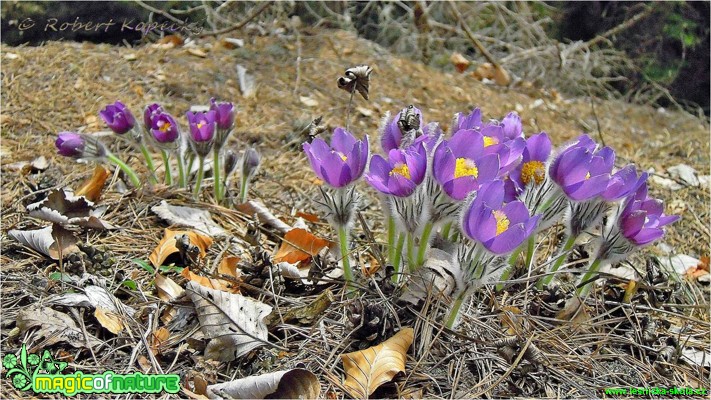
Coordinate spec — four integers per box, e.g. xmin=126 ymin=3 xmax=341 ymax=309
xmin=602 ymin=165 xmax=647 ymax=201
xmin=432 ymin=129 xmax=500 ymax=200
xmin=510 ymin=132 xmax=552 ymax=189
xmin=144 ymin=103 xmax=164 ymax=129
xmin=99 ymin=101 xmax=136 ymax=134
xmin=462 ymin=180 xmax=540 ymax=254
xmin=210 ymin=98 xmax=235 ymax=131
xmin=452 ymin=107 xmax=482 ymax=132
xmin=486 ymin=137 xmax=525 ymax=176
xmin=186 ymin=111 xmax=217 ymax=142
xmin=619 ymin=183 xmax=680 ymax=246
xmin=501 ymin=112 xmax=523 ymax=140
xmin=549 ymin=135 xmax=614 ymax=201
xmin=303 ymin=128 xmax=369 ymax=188
xmin=55 ymin=132 xmax=85 ymax=157
xmin=381 ymin=106 xmax=424 ymax=152
xmin=365 ymin=143 xmax=427 ymax=197
xmin=150 ymin=112 xmax=180 ymax=143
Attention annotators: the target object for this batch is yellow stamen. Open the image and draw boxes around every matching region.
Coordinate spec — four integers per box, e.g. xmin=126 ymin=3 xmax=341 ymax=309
xmin=454 ymin=158 xmax=478 ymax=179
xmin=521 ymin=161 xmax=545 ymax=185
xmin=483 ymin=136 xmax=498 ymax=147
xmin=339 ymin=153 xmax=348 ymax=162
xmin=197 ymin=122 xmax=205 ymax=129
xmin=585 ymin=171 xmax=591 ymax=180
xmin=493 ymin=210 xmax=510 ymax=236
xmin=389 ymin=163 xmax=411 ymax=179
xmin=159 ymin=121 xmax=172 ymax=132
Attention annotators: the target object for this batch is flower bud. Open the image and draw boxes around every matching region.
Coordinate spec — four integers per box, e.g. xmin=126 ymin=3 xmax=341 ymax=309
xmin=100 ymin=101 xmax=136 ymax=135
xmin=241 ymin=147 xmax=261 ymax=180
xmin=224 ymin=149 xmax=239 ymax=176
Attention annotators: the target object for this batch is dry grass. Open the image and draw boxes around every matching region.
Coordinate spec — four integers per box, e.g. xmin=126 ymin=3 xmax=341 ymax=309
xmin=1 ymin=27 xmax=709 ymax=398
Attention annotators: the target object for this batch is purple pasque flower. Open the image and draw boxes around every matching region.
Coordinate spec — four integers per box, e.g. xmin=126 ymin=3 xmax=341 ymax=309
xmin=303 ymin=127 xmax=369 ymax=188
xmin=381 ymin=105 xmax=424 ymax=152
xmin=100 ymin=101 xmax=136 ymax=134
xmin=549 ymin=134 xmax=614 ymax=201
xmin=462 ymin=180 xmax=540 ymax=254
xmin=144 ymin=103 xmax=164 ymax=129
xmin=486 ymin=136 xmax=525 ymax=176
xmin=452 ymin=107 xmax=482 ymax=133
xmin=365 ymin=142 xmax=427 ymax=197
xmin=432 ymin=129 xmax=500 ymax=201
xmin=618 ymin=182 xmax=679 ymax=246
xmin=602 ymin=165 xmax=647 ymax=202
xmin=150 ymin=112 xmax=180 ymax=144
xmin=55 ymin=131 xmax=85 ymax=157
xmin=186 ymin=110 xmax=217 ymax=142
xmin=210 ymin=98 xmax=236 ymax=131
xmin=509 ymin=132 xmax=552 ymax=190
xmin=501 ymin=112 xmax=523 ymax=140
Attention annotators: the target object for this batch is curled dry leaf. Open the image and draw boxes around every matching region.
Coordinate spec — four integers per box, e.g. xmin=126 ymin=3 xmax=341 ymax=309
xmin=450 ymin=52 xmax=470 ymax=73
xmin=341 ymin=327 xmax=414 ymax=399
xmin=274 ymin=228 xmax=331 ymax=266
xmin=8 ymin=224 xmax=79 ymax=260
xmin=27 ymin=189 xmax=116 ymax=229
xmin=75 ymin=165 xmax=110 ymax=202
xmin=47 ymin=285 xmax=136 ymax=317
xmin=155 ymin=273 xmax=185 ymax=301
xmin=94 ymin=307 xmax=124 ymax=334
xmin=187 ymin=281 xmax=272 ymax=361
xmin=206 ymin=368 xmax=320 ymax=399
xmin=150 ymin=327 xmax=170 ymax=354
xmin=149 ymin=228 xmax=213 ymax=268
xmin=17 ymin=306 xmax=103 ymax=350
xmin=182 ymin=267 xmax=238 ymax=294
xmin=337 ymin=65 xmax=372 ymax=100
xmin=152 ymin=200 xmax=227 ymax=237
xmin=218 ymin=256 xmax=242 ymax=279
xmin=234 ymin=200 xmax=292 ymax=234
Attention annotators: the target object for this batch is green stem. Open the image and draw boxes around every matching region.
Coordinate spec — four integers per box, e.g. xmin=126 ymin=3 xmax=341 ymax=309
xmin=239 ymin=175 xmax=249 ymax=204
xmin=576 ymin=258 xmax=603 ymax=297
xmin=338 ymin=225 xmax=355 ymax=295
xmin=441 ymin=221 xmax=452 ymax=241
xmin=496 ymin=266 xmax=512 ymax=293
xmin=213 ymin=147 xmax=222 ymax=203
xmin=176 ymin=149 xmax=186 ymax=188
xmin=406 ymin=233 xmax=416 ymax=272
xmin=416 ymin=221 xmax=434 ymax=268
xmin=138 ymin=143 xmax=157 ymax=184
xmin=525 ymin=235 xmax=536 ymax=271
xmin=193 ymin=156 xmax=205 ymax=199
xmin=446 ymin=290 xmax=469 ymax=329
xmin=387 ymin=216 xmax=396 ymax=266
xmin=160 ymin=150 xmax=172 ymax=185
xmin=392 ymin=233 xmax=405 ymax=284
xmin=106 ymin=153 xmax=141 ymax=188
xmin=538 ymin=235 xmax=576 ymax=289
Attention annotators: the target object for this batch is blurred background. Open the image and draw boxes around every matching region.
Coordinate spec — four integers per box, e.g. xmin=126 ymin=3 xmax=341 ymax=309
xmin=2 ymin=1 xmax=708 ymax=115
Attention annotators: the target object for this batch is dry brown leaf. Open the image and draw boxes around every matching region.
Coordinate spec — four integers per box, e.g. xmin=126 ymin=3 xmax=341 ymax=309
xmin=295 ymin=211 xmax=320 ymax=223
xmin=182 ymin=268 xmax=237 ymax=293
xmin=157 ymin=34 xmax=184 ymax=47
xmin=149 ymin=228 xmax=213 ymax=268
xmin=75 ymin=165 xmax=110 ymax=202
xmin=94 ymin=307 xmax=124 ymax=334
xmin=499 ymin=306 xmax=522 ymax=336
xmin=8 ymin=225 xmax=79 ymax=260
xmin=472 ymin=62 xmax=495 ymax=81
xmin=17 ymin=306 xmax=102 ymax=351
xmin=274 ymin=228 xmax=331 ymax=265
xmin=155 ymin=273 xmax=185 ymax=301
xmin=493 ymin=64 xmax=511 ymax=86
xmin=206 ymin=368 xmax=319 ymax=399
xmin=187 ymin=48 xmax=208 ymax=58
xmin=450 ymin=52 xmax=470 ymax=73
xmin=150 ymin=327 xmax=170 ymax=353
xmin=218 ymin=256 xmax=241 ymax=279
xmin=27 ymin=189 xmax=116 ymax=230
xmin=341 ymin=327 xmax=414 ymax=399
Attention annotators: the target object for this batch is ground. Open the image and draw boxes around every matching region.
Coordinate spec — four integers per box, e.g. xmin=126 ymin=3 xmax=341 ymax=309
xmin=1 ymin=29 xmax=709 ymax=398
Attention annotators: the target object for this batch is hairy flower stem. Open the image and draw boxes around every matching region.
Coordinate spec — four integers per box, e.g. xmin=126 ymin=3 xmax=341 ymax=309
xmin=106 ymin=154 xmax=141 ymax=188
xmin=538 ymin=235 xmax=576 ymax=289
xmin=406 ymin=233 xmax=416 ymax=272
xmin=416 ymin=221 xmax=434 ymax=268
xmin=338 ymin=225 xmax=356 ymax=296
xmin=239 ymin=174 xmax=249 ymax=204
xmin=160 ymin=150 xmax=172 ymax=185
xmin=176 ymin=150 xmax=186 ymax=188
xmin=446 ymin=290 xmax=468 ymax=329
xmin=576 ymin=258 xmax=603 ymax=297
xmin=138 ymin=143 xmax=157 ymax=184
xmin=193 ymin=156 xmax=205 ymax=199
xmin=387 ymin=216 xmax=396 ymax=266
xmin=392 ymin=233 xmax=405 ymax=284
xmin=213 ymin=147 xmax=222 ymax=203
xmin=345 ymin=86 xmax=355 ymax=131
xmin=497 ymin=237 xmax=535 ymax=292
xmin=441 ymin=221 xmax=453 ymax=241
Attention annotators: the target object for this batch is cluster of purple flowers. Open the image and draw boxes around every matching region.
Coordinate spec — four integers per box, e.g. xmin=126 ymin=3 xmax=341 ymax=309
xmin=55 ymin=99 xmax=259 ymax=204
xmin=302 ymin=104 xmax=679 ymax=298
